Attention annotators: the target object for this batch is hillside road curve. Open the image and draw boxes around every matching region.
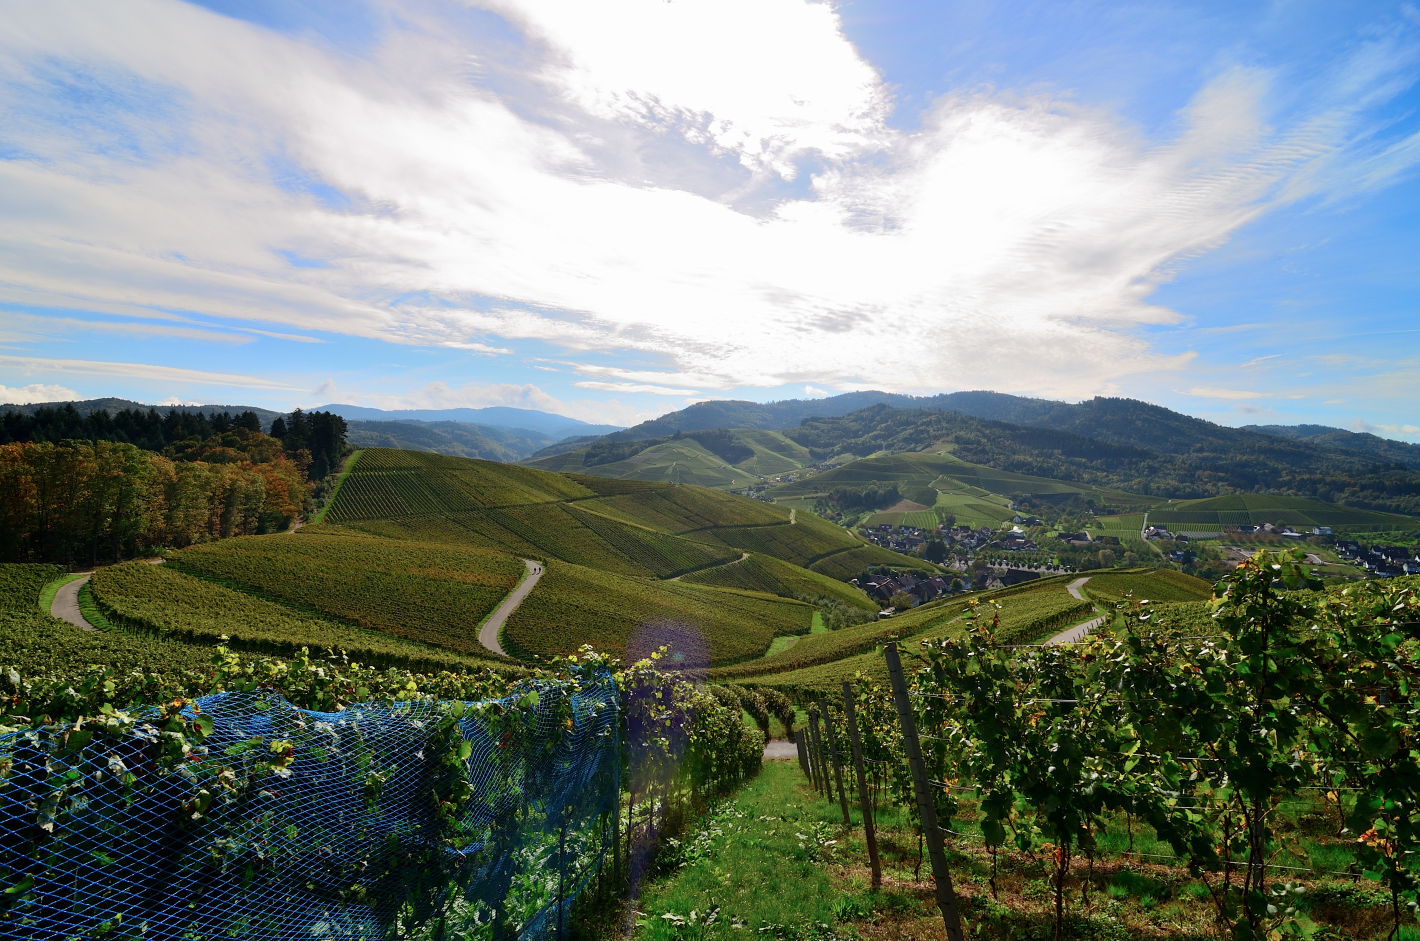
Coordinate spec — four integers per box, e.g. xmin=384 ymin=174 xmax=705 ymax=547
xmin=52 ymin=574 xmax=97 ymax=632
xmin=478 ymin=560 xmax=543 ymax=657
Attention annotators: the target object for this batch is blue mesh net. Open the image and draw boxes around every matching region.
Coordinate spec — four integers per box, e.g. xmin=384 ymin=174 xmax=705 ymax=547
xmin=0 ymin=671 xmax=619 ymax=941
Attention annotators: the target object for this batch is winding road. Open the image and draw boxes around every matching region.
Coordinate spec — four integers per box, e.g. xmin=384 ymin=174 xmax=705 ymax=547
xmin=1045 ymin=576 xmax=1103 ymax=645
xmin=477 ymin=560 xmax=543 ymax=657
xmin=51 ymin=574 xmax=97 ymax=632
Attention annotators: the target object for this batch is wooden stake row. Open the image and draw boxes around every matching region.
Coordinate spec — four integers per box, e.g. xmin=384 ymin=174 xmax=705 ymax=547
xmin=787 ymin=643 xmax=963 ymax=941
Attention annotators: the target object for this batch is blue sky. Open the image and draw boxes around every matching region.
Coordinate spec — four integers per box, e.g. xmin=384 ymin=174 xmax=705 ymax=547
xmin=1 ymin=0 xmax=1418 ymax=438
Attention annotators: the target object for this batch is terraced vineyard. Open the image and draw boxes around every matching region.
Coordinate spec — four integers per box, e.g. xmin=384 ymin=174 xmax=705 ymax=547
xmin=170 ymin=534 xmax=526 ymax=650
xmin=323 ymin=449 xmax=900 ymax=583
xmin=806 ymin=544 xmax=936 ymax=580
xmin=501 ymin=561 xmax=817 ymax=665
xmin=90 ymin=561 xmax=498 ymax=670
xmin=679 ymin=552 xmax=878 ymax=609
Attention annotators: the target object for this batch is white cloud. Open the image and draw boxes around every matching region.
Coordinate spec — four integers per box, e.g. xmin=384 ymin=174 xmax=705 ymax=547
xmin=0 ymin=382 xmax=80 ymax=405
xmin=573 ymin=381 xmax=695 ymax=396
xmin=156 ymin=396 xmax=203 ymax=406
xmin=0 ymin=0 xmax=1416 ymax=404
xmin=803 ymin=385 xmax=831 ymax=398
xmin=1184 ymin=387 xmax=1268 ymax=400
xmin=0 ymin=354 xmax=301 ymax=390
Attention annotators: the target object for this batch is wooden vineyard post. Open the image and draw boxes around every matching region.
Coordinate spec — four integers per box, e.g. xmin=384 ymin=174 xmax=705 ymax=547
xmin=842 ymin=680 xmax=882 ymax=889
xmin=795 ymin=732 xmax=811 ymax=780
xmin=819 ymin=694 xmax=852 ymax=826
xmin=884 ymin=641 xmax=964 ymax=941
xmin=809 ymin=710 xmax=829 ymax=794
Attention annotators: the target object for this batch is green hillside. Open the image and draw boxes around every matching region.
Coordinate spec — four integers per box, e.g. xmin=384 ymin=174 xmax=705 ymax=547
xmin=523 ymin=428 xmax=815 ymax=488
xmin=1142 ymin=493 xmax=1418 ymax=533
xmin=769 ymin=448 xmax=1155 ymax=526
xmin=299 ymin=448 xmax=904 ymax=662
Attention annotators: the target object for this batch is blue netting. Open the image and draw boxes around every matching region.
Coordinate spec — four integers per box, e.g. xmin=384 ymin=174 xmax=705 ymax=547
xmin=0 ymin=671 xmax=619 ymax=941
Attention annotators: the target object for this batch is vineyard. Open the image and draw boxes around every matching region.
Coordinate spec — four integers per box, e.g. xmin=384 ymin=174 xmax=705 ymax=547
xmin=169 ymin=533 xmax=528 ymax=648
xmin=716 ymin=577 xmax=1105 ymax=693
xmin=89 ymin=561 xmax=502 ymax=669
xmin=501 ymin=561 xmax=817 ymax=665
xmin=1146 ymin=493 xmax=1419 ymax=532
xmin=678 ymin=551 xmax=878 ymax=609
xmin=772 ymin=557 xmax=1420 ymax=941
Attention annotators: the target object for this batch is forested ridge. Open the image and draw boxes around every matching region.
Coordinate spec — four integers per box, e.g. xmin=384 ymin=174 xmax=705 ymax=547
xmin=783 ymin=405 xmax=1420 ymax=514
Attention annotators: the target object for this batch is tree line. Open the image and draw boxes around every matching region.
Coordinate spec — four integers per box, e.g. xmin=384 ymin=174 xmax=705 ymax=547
xmin=0 ymin=407 xmax=348 ymax=566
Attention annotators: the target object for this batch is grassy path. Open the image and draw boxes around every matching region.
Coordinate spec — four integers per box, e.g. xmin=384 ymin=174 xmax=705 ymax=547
xmin=311 ymin=449 xmax=363 ymax=525
xmin=630 ymin=762 xmax=846 ymax=940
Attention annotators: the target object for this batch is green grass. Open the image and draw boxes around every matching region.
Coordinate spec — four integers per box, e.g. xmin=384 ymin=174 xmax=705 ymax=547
xmin=502 ymin=561 xmax=817 ymax=666
xmin=37 ymin=571 xmax=86 ymax=616
xmin=631 ymin=762 xmax=849 ymax=940
xmin=89 ymin=561 xmax=502 ymax=671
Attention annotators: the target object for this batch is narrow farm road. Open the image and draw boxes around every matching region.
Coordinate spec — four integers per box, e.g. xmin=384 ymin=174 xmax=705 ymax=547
xmin=52 ymin=574 xmax=98 ymax=632
xmin=1066 ymin=576 xmax=1091 ymax=600
xmin=1045 ymin=614 xmax=1106 ymax=646
xmin=669 ymin=552 xmax=749 ymax=582
xmin=478 ymin=559 xmax=543 ymax=657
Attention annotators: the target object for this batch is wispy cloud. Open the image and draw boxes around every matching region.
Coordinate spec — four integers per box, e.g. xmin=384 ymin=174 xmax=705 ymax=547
xmin=1184 ymin=386 xmax=1268 ymax=400
xmin=0 ymin=0 xmax=1417 ymax=404
xmin=0 ymin=354 xmax=300 ymax=390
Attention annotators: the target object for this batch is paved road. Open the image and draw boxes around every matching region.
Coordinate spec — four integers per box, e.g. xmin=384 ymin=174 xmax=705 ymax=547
xmin=478 ymin=560 xmax=543 ymax=657
xmin=51 ymin=574 xmax=98 ymax=632
xmin=1045 ymin=614 xmax=1106 ymax=646
xmin=1046 ymin=577 xmax=1102 ymax=645
xmin=764 ymin=739 xmax=798 ymax=760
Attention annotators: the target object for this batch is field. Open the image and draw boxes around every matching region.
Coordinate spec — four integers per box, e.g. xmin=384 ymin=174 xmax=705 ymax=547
xmin=89 ymin=561 xmax=499 ymax=670
xmin=169 ymin=534 xmax=526 ymax=650
xmin=1145 ymin=493 xmax=1419 ymax=533
xmin=501 ymin=561 xmax=816 ymax=665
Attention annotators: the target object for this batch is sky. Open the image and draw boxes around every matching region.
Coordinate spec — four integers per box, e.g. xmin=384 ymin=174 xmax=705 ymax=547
xmin=1 ymin=1 xmax=1418 ymax=439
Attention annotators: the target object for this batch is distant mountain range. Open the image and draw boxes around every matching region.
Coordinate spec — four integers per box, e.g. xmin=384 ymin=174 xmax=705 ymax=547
xmin=312 ymin=404 xmax=621 ymax=440
xmin=0 ymin=398 xmax=621 ymax=460
xmin=596 ymin=390 xmax=1420 ymax=472
xmin=529 ymin=392 xmax=1420 ymax=517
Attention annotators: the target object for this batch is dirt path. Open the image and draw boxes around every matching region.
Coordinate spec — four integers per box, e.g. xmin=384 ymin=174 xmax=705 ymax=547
xmin=1066 ymin=576 xmax=1091 ymax=600
xmin=669 ymin=552 xmax=749 ymax=582
xmin=51 ymin=574 xmax=98 ymax=632
xmin=478 ymin=560 xmax=543 ymax=657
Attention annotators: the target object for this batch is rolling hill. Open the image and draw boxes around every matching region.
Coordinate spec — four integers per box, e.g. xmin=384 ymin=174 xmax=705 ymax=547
xmin=525 ymin=429 xmax=816 ymax=487
xmin=345 ymin=419 xmax=562 ymax=462
xmin=246 ymin=447 xmax=916 ymax=666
